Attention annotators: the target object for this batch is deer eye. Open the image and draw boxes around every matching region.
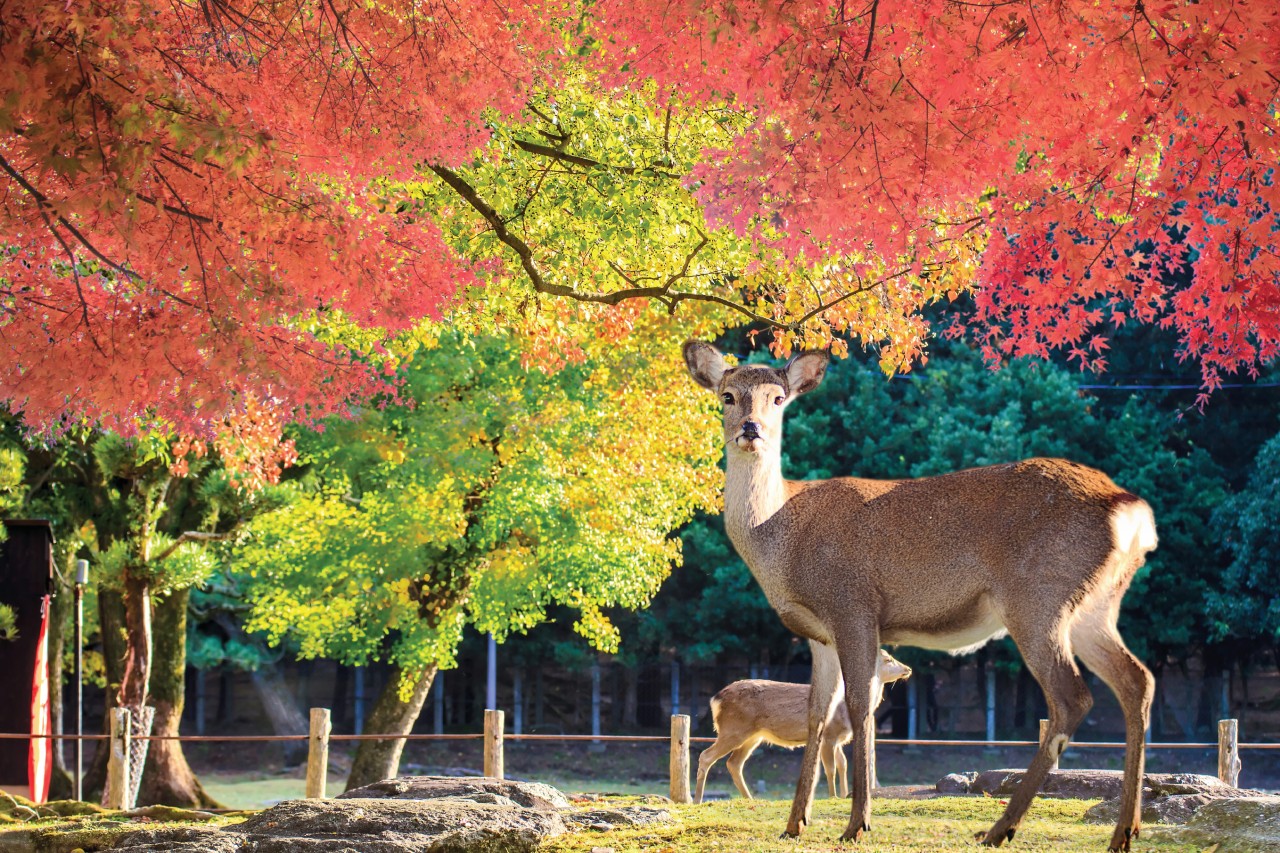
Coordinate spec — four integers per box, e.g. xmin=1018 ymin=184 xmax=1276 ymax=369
xmin=774 ymin=395 xmax=785 ymax=406
xmin=721 ymin=392 xmax=735 ymax=405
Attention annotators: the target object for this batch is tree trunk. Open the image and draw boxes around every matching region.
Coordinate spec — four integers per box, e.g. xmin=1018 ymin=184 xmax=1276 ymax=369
xmin=136 ymin=589 xmax=221 ymax=808
xmin=622 ymin=667 xmax=638 ymax=728
xmin=46 ymin=557 xmax=74 ymax=800
xmin=84 ymin=588 xmax=128 ymax=799
xmin=343 ymin=666 xmax=437 ymax=792
xmin=118 ymin=571 xmax=152 ymax=709
xmin=249 ymin=667 xmax=309 ymax=766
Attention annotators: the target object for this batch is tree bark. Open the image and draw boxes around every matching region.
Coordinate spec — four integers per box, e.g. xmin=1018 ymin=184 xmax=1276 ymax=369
xmin=45 ymin=557 xmax=74 ymax=800
xmin=343 ymin=666 xmax=437 ymax=792
xmin=249 ymin=667 xmax=309 ymax=766
xmin=84 ymin=588 xmax=128 ymax=799
xmin=118 ymin=571 xmax=152 ymax=709
xmin=136 ymin=589 xmax=222 ymax=808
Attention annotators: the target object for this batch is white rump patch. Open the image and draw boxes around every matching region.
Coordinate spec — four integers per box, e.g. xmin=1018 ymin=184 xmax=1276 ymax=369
xmin=1111 ymin=500 xmax=1158 ymax=557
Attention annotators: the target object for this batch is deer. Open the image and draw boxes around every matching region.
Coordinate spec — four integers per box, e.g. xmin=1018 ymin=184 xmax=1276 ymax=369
xmin=682 ymin=341 xmax=1157 ymax=852
xmin=694 ymin=646 xmax=911 ymax=804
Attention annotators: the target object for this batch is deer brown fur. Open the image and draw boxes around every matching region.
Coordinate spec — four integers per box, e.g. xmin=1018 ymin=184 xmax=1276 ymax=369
xmin=694 ymin=647 xmax=911 ymax=803
xmin=682 ymin=341 xmax=1157 ymax=852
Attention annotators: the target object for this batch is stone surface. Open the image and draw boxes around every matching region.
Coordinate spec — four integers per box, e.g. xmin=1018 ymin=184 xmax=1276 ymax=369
xmin=339 ymin=776 xmax=571 ymax=809
xmin=106 ymin=797 xmax=568 ymax=853
xmin=965 ymin=769 xmax=1235 ymax=800
xmin=1085 ymin=778 xmax=1276 ymax=828
xmin=565 ymin=806 xmax=674 ymax=831
xmin=1170 ymin=796 xmax=1280 ymax=852
xmin=936 ymin=773 xmax=977 ymax=795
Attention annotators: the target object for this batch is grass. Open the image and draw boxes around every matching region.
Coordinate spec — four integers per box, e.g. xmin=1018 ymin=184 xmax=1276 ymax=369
xmin=544 ymin=796 xmax=1205 ymax=853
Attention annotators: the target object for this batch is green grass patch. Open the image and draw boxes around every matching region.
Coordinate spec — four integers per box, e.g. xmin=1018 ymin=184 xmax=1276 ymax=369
xmin=546 ymin=796 xmax=1203 ymax=852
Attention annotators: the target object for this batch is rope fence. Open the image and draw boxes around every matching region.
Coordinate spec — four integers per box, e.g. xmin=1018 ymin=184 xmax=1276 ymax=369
xmin=5 ymin=711 xmax=1265 ymax=808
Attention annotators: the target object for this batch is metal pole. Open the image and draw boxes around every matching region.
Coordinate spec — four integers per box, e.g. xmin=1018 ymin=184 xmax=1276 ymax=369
xmin=354 ymin=666 xmax=365 ymax=735
xmin=591 ymin=663 xmax=602 ymax=744
xmin=74 ymin=559 xmax=88 ymax=802
xmin=670 ymin=660 xmax=681 ymax=717
xmin=985 ymin=668 xmax=996 ymax=743
xmin=433 ymin=671 xmax=444 ymax=735
xmin=487 ymin=633 xmax=497 ymax=711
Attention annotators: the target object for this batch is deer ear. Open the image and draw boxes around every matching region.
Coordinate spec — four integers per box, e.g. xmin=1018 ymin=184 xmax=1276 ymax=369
xmin=683 ymin=341 xmax=727 ymax=390
xmin=784 ymin=351 xmax=829 ymax=396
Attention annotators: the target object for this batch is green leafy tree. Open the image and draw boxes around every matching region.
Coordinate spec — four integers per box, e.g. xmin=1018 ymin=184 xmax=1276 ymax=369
xmin=235 ymin=324 xmax=721 ymax=788
xmin=1210 ymin=430 xmax=1280 ymax=653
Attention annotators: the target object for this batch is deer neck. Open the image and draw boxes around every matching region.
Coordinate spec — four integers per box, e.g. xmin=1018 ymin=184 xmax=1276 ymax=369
xmin=723 ymin=446 xmax=788 ymax=546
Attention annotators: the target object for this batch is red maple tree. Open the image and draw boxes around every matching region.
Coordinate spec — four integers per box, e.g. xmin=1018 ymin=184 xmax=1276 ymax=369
xmin=2 ymin=1 xmax=1277 ymax=430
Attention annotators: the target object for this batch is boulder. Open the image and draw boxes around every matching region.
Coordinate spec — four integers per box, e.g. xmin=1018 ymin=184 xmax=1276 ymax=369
xmin=565 ymin=806 xmax=674 ymax=831
xmin=935 ymin=773 xmax=977 ymax=795
xmin=110 ymin=797 xmax=568 ymax=853
xmin=339 ymin=776 xmax=571 ymax=809
xmin=968 ymin=769 xmax=1235 ymax=800
xmin=1085 ymin=779 xmax=1275 ymax=828
xmin=1171 ymin=796 xmax=1280 ymax=852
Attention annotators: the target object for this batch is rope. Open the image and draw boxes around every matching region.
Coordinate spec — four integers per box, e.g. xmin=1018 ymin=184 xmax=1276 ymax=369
xmin=1 ymin=732 xmax=1275 ymax=748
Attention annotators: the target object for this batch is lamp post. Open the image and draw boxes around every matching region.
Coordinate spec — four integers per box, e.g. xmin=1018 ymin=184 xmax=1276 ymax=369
xmin=74 ymin=558 xmax=88 ymax=802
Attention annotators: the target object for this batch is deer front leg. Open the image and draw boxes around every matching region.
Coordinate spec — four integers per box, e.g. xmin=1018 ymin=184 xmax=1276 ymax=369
xmin=783 ymin=641 xmax=842 ymax=838
xmin=835 ymin=630 xmax=881 ymax=842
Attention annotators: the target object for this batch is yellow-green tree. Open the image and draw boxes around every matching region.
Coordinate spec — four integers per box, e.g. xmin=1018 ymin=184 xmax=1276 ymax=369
xmin=235 ymin=320 xmax=722 ymax=787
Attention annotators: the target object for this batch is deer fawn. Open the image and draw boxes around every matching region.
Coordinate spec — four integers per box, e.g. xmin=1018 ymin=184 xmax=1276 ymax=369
xmin=683 ymin=342 xmax=1157 ymax=852
xmin=695 ymin=646 xmax=911 ymax=803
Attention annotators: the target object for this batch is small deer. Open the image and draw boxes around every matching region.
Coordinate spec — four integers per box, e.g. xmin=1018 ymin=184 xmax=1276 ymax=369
xmin=695 ymin=646 xmax=911 ymax=803
xmin=683 ymin=342 xmax=1156 ymax=851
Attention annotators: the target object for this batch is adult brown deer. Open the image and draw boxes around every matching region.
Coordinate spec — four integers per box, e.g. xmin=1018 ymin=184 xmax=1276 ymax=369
xmin=694 ymin=646 xmax=911 ymax=803
xmin=682 ymin=341 xmax=1157 ymax=851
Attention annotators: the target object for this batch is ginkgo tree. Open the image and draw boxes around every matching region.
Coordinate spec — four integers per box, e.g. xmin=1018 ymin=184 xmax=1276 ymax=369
xmin=3 ymin=1 xmax=1276 ymax=435
xmin=234 ymin=319 xmax=723 ymax=788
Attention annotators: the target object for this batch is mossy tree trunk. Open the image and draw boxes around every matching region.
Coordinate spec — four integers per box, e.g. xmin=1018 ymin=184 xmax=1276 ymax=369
xmin=343 ymin=665 xmax=437 ymax=792
xmin=84 ymin=588 xmax=128 ymax=799
xmin=137 ymin=588 xmax=221 ymax=808
xmin=45 ymin=556 xmax=75 ymax=800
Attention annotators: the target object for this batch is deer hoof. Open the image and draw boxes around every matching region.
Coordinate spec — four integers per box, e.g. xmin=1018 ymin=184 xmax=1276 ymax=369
xmin=976 ymin=829 xmax=1007 ymax=848
xmin=1107 ymin=825 xmax=1134 ymax=853
xmin=839 ymin=822 xmax=870 ymax=842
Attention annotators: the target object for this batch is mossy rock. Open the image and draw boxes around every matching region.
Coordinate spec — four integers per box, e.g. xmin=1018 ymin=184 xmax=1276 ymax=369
xmin=39 ymin=803 xmax=106 ymax=819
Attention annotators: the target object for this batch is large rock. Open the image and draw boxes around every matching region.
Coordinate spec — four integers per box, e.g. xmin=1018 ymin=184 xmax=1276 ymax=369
xmin=1085 ymin=779 xmax=1274 ymax=827
xmin=965 ymin=769 xmax=1234 ymax=800
xmin=936 ymin=773 xmax=977 ymax=795
xmin=109 ymin=798 xmax=568 ymax=853
xmin=339 ymin=776 xmax=572 ymax=809
xmin=565 ymin=807 xmax=674 ymax=831
xmin=1171 ymin=796 xmax=1280 ymax=852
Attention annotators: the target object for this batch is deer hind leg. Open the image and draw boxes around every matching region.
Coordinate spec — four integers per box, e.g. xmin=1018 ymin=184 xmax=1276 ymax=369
xmin=981 ymin=621 xmax=1093 ymax=848
xmin=820 ymin=737 xmax=839 ymax=799
xmin=726 ymin=737 xmax=762 ymax=800
xmin=695 ymin=737 xmax=740 ymax=804
xmin=1072 ymin=596 xmax=1154 ymax=853
xmin=835 ymin=739 xmax=850 ymax=798
xmin=834 ymin=629 xmax=883 ymax=843
xmin=783 ymin=640 xmax=843 ymax=838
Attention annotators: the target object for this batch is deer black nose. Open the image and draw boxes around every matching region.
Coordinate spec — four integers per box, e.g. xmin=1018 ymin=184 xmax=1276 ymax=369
xmin=742 ymin=420 xmax=761 ymax=437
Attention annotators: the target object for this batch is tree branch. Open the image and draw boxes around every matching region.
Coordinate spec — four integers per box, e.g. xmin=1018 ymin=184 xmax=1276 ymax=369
xmin=152 ymin=531 xmax=236 ymax=563
xmin=511 ymin=138 xmax=682 ymax=179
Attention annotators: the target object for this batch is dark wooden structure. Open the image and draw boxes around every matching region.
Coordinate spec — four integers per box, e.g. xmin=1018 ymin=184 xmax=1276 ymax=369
xmin=0 ymin=520 xmax=54 ymax=790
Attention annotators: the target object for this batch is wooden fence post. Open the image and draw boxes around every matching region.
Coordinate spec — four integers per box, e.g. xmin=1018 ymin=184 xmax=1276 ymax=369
xmin=306 ymin=707 xmax=331 ymax=798
xmin=1218 ymin=719 xmax=1240 ymax=787
xmin=1040 ymin=719 xmax=1060 ymax=771
xmin=484 ymin=709 xmax=505 ymax=779
xmin=103 ymin=707 xmax=131 ymax=809
xmin=670 ymin=714 xmax=691 ymax=804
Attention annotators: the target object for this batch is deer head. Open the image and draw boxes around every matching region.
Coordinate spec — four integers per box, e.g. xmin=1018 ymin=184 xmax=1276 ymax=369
xmin=682 ymin=341 xmax=829 ymax=456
